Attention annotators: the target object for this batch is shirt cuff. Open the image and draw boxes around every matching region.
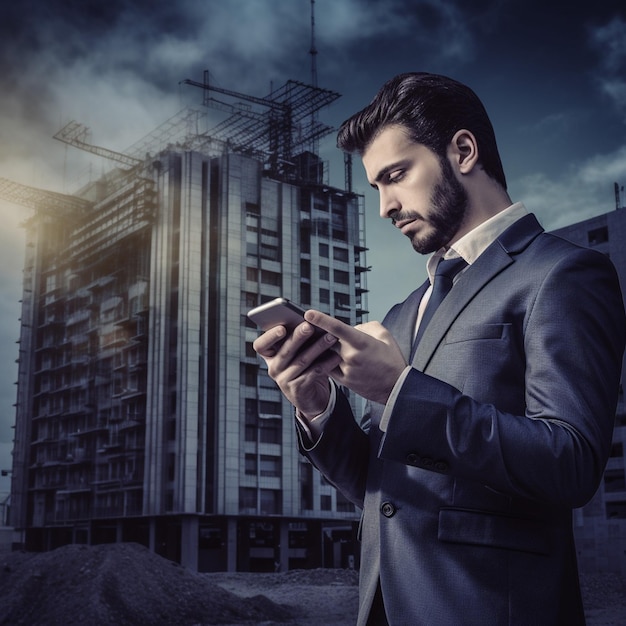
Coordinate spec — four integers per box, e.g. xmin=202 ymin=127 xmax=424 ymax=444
xmin=294 ymin=380 xmax=337 ymax=442
xmin=379 ymin=366 xmax=412 ymax=432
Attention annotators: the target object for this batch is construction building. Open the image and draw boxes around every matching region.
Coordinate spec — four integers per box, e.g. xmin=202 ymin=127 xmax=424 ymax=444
xmin=4 ymin=73 xmax=368 ymax=572
xmin=551 ymin=189 xmax=626 ymax=576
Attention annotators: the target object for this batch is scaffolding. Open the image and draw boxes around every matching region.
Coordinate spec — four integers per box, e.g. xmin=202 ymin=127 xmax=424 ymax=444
xmin=181 ymin=71 xmax=340 ymax=181
xmin=0 ymin=177 xmax=91 ymax=219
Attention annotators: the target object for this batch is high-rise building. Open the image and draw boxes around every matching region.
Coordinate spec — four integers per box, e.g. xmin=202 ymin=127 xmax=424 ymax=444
xmin=551 ymin=198 xmax=626 ymax=575
xmin=7 ymin=79 xmax=367 ymax=572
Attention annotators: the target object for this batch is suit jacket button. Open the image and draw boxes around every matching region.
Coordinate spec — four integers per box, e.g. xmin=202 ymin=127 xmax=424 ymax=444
xmin=380 ymin=502 xmax=396 ymax=518
xmin=434 ymin=460 xmax=449 ymax=472
xmin=422 ymin=457 xmax=434 ymax=468
xmin=406 ymin=453 xmax=419 ymax=465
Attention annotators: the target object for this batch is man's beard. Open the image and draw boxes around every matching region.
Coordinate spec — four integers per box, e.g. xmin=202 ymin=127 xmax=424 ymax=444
xmin=408 ymin=158 xmax=469 ymax=255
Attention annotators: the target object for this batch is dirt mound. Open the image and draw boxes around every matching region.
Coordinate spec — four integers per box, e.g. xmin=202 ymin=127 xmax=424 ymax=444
xmin=0 ymin=542 xmax=293 ymax=625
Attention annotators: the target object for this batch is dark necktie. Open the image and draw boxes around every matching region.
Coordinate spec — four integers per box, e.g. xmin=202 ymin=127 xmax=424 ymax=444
xmin=412 ymin=256 xmax=468 ymax=353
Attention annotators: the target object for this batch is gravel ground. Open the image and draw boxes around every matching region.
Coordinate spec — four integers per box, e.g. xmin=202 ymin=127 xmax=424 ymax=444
xmin=202 ymin=568 xmax=359 ymax=626
xmin=0 ymin=542 xmax=624 ymax=625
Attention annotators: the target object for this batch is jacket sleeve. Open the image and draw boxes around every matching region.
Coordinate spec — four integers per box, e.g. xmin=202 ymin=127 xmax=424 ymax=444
xmin=379 ymin=247 xmax=626 ymax=508
xmin=296 ymin=386 xmax=371 ymax=509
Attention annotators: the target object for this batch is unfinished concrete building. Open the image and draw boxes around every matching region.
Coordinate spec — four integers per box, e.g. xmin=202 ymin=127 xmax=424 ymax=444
xmin=5 ymin=74 xmax=368 ymax=571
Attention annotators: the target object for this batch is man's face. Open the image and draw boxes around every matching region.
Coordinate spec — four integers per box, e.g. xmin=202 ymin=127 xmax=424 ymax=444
xmin=362 ymin=124 xmax=468 ymax=254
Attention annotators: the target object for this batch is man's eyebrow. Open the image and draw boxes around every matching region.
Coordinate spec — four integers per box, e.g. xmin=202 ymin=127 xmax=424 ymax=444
xmin=370 ymin=160 xmax=408 ymax=188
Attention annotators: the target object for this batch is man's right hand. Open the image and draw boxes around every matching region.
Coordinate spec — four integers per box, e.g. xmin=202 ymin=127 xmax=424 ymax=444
xmin=252 ymin=320 xmax=340 ymax=419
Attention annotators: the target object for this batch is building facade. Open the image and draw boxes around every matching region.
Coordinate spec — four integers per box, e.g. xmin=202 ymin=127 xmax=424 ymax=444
xmin=551 ymin=205 xmax=626 ymax=575
xmin=9 ymin=129 xmax=367 ymax=571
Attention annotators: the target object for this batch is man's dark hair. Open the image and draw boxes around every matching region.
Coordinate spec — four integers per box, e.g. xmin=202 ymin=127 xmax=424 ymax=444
xmin=336 ymin=72 xmax=507 ymax=190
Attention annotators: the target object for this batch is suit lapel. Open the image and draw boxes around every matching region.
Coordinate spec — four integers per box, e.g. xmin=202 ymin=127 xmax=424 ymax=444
xmin=383 ymin=283 xmax=428 ymax=361
xmin=412 ymin=213 xmax=544 ymax=371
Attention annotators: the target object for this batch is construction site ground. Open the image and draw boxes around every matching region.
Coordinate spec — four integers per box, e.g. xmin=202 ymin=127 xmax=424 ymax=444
xmin=0 ymin=542 xmax=624 ymax=625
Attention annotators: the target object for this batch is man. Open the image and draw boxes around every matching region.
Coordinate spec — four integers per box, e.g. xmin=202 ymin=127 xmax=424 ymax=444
xmin=253 ymin=72 xmax=626 ymax=625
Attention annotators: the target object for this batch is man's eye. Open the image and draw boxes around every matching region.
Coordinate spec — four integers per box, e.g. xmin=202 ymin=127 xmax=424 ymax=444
xmin=388 ymin=171 xmax=404 ymax=183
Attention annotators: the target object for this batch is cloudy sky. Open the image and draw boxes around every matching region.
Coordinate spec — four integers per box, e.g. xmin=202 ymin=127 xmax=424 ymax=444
xmin=0 ymin=0 xmax=625 ymax=485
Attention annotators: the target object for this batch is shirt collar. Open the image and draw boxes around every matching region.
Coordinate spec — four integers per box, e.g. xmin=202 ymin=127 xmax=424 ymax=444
xmin=427 ymin=202 xmax=528 ymax=282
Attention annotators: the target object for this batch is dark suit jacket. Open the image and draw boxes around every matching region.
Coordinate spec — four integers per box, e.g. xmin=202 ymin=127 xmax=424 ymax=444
xmin=298 ymin=214 xmax=626 ymax=625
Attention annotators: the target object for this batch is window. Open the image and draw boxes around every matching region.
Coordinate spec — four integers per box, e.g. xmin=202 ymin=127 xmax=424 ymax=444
xmin=334 ymin=291 xmax=351 ymax=311
xmin=259 ymin=418 xmax=281 ymax=444
xmin=240 ymin=487 xmax=257 ymax=511
xmin=167 ymin=453 xmax=176 ymax=481
xmin=606 ymin=501 xmax=626 ymax=519
xmin=300 ymin=283 xmax=311 ymax=306
xmin=245 ymin=420 xmax=257 ymax=443
xmin=334 ymin=269 xmax=350 ymax=285
xmin=319 ymin=266 xmax=329 ymax=281
xmin=242 ymin=364 xmax=258 ymax=387
xmin=331 ymin=203 xmax=347 ymax=241
xmin=300 ymin=463 xmax=313 ymax=510
xmin=260 ymin=455 xmax=281 ymax=477
xmin=260 ymin=244 xmax=280 ymax=261
xmin=245 ymin=398 xmax=257 ymax=419
xmin=319 ymin=243 xmax=329 ymax=258
xmin=301 ymin=259 xmax=311 ymax=278
xmin=333 ymin=247 xmax=349 ymax=262
xmin=261 ymin=270 xmax=281 ymax=286
xmin=260 ymin=489 xmax=282 ymax=515
xmin=313 ymin=195 xmax=328 ymax=211
xmin=315 ymin=219 xmax=330 ymax=238
xmin=604 ymin=469 xmax=626 ymax=492
xmin=259 ymin=400 xmax=281 ymax=417
xmin=242 ymin=292 xmax=258 ymax=308
xmin=245 ymin=454 xmax=257 ymax=475
xmin=300 ymin=223 xmax=311 ymax=253
xmin=320 ymin=494 xmax=332 ymax=511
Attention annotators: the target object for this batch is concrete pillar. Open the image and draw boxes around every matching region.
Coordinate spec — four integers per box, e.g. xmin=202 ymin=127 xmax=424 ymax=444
xmin=227 ymin=517 xmax=237 ymax=571
xmin=279 ymin=521 xmax=289 ymax=572
xmin=180 ymin=516 xmax=199 ymax=571
xmin=148 ymin=517 xmax=156 ymax=553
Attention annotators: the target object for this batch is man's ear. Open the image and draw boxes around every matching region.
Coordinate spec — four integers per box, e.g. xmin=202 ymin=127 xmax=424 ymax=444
xmin=448 ymin=129 xmax=479 ymax=174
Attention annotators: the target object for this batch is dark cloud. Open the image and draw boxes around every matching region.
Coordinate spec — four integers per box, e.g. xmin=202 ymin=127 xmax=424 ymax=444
xmin=0 ymin=0 xmax=626 ymax=476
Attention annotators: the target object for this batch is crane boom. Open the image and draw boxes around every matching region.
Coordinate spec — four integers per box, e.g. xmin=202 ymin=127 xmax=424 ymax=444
xmin=0 ymin=176 xmax=91 ymax=217
xmin=54 ymin=121 xmax=141 ymax=169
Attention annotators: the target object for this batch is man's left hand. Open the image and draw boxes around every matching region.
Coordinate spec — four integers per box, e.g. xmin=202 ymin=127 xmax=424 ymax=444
xmin=304 ymin=310 xmax=407 ymax=405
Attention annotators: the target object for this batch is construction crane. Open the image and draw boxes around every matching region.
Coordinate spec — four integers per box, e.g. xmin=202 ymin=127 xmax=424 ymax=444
xmin=54 ymin=121 xmax=142 ymax=169
xmin=180 ymin=70 xmax=340 ymax=180
xmin=0 ymin=176 xmax=91 ymax=218
xmin=309 ymin=0 xmax=319 ymax=156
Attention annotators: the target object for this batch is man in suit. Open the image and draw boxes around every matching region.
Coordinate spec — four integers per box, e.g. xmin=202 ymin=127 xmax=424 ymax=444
xmin=253 ymin=73 xmax=626 ymax=625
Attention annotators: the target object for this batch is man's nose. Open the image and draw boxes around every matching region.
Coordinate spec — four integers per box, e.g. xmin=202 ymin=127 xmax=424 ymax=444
xmin=379 ymin=189 xmax=400 ymax=219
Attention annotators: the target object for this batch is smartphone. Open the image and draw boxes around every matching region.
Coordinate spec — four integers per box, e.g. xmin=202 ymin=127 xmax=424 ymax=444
xmin=247 ymin=297 xmax=324 ymax=338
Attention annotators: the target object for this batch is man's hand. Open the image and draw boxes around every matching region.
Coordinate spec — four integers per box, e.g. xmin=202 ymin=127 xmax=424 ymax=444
xmin=253 ymin=321 xmax=341 ymax=419
xmin=304 ymin=310 xmax=407 ymax=405
xmin=253 ymin=309 xmax=407 ymax=413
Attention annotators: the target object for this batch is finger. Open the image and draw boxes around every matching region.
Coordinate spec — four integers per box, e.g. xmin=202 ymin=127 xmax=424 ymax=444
xmin=267 ymin=323 xmax=338 ymax=377
xmin=304 ymin=310 xmax=368 ymax=346
xmin=279 ymin=327 xmax=338 ymax=373
xmin=253 ymin=325 xmax=286 ymax=357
